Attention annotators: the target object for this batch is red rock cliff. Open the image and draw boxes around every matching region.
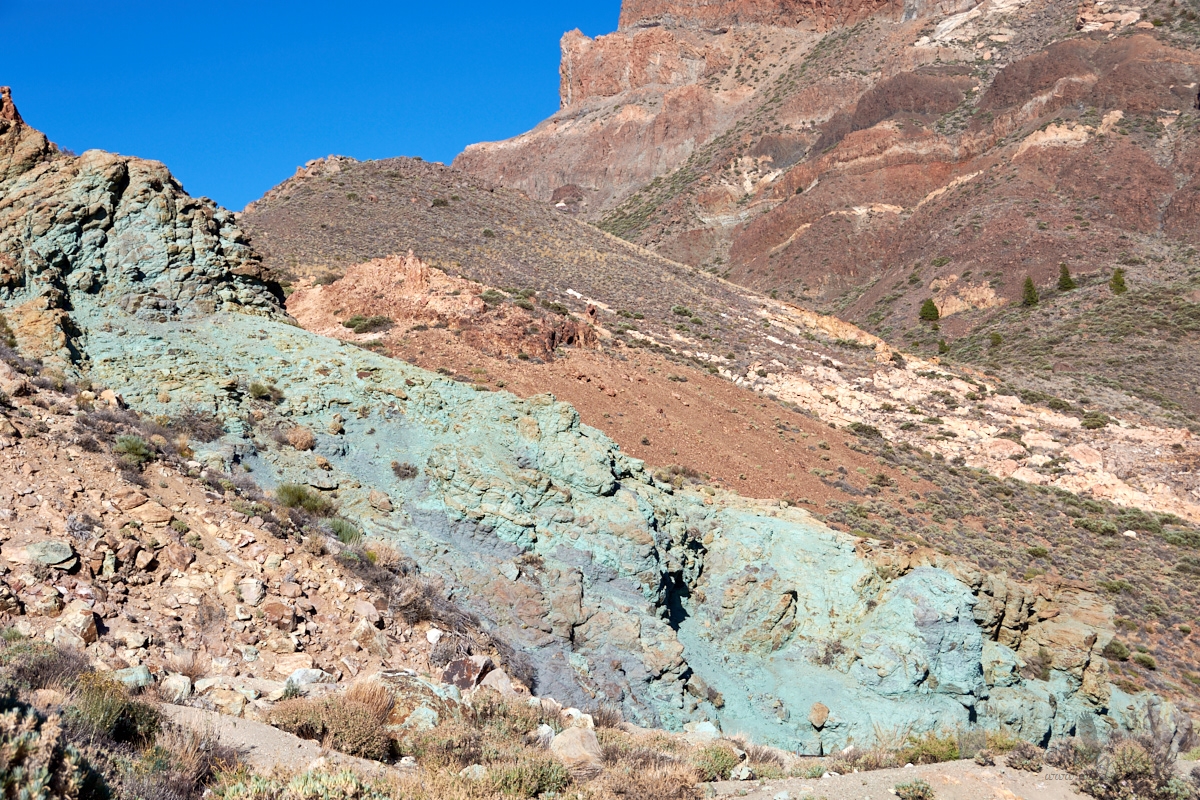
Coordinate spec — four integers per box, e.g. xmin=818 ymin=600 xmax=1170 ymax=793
xmin=619 ymin=0 xmax=901 ymax=29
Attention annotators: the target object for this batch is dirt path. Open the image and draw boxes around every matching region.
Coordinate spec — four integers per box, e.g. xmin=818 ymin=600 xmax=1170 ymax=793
xmin=161 ymin=704 xmax=402 ymax=779
xmin=708 ymin=756 xmax=1090 ymax=800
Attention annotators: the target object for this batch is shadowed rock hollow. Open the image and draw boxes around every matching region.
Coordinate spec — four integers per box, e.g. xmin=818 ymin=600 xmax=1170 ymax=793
xmin=0 ymin=87 xmax=1191 ymax=752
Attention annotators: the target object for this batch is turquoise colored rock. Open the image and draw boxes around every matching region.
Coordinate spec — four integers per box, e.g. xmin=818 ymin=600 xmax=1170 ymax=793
xmin=113 ymin=665 xmax=153 ymax=690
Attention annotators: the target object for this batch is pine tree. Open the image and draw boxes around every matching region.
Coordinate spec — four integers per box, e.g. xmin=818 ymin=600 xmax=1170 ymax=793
xmin=1022 ymin=276 xmax=1039 ymax=307
xmin=1110 ymin=267 xmax=1127 ymax=295
xmin=1057 ymin=263 xmax=1076 ymax=291
xmin=919 ymin=298 xmax=940 ymax=321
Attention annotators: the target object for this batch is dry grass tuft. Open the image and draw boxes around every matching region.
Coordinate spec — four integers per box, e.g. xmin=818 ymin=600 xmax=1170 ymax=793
xmin=285 ymin=426 xmax=315 ymax=451
xmin=343 ymin=680 xmax=394 ymax=723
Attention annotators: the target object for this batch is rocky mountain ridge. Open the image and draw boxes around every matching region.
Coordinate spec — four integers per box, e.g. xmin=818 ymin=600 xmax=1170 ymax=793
xmin=455 ymin=0 xmax=1200 ymax=436
xmin=1 ymin=87 xmax=1190 ymax=757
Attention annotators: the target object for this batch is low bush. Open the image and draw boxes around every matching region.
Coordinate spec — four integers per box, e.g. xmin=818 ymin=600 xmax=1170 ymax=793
xmin=392 ymin=461 xmax=419 ymax=479
xmin=285 ymin=426 xmax=315 ymax=451
xmin=1006 ymin=741 xmax=1044 ymax=772
xmin=0 ymin=638 xmax=88 ymax=692
xmin=895 ymin=778 xmax=936 ymax=800
xmin=275 ymin=484 xmax=333 ymax=516
xmin=124 ymin=721 xmax=241 ymax=800
xmin=1074 ymin=736 xmax=1193 ymax=800
xmin=247 ymin=382 xmax=284 ymax=403
xmin=114 ymin=434 xmax=155 ymax=468
xmin=67 ymin=672 xmax=160 ymax=746
xmin=329 ymin=518 xmax=363 ymax=545
xmin=342 ymin=315 xmax=393 ymax=334
xmin=0 ymin=702 xmax=106 ymax=799
xmin=897 ymin=731 xmax=959 ymax=765
xmin=690 ymin=744 xmax=740 ymax=781
xmin=270 ymin=695 xmax=390 ymax=761
xmin=168 ymin=409 xmax=225 ymax=442
xmin=488 ymin=753 xmax=571 ymax=796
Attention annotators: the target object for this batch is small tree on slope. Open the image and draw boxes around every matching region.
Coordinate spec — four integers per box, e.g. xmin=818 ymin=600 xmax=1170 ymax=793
xmin=1022 ymin=276 xmax=1039 ymax=307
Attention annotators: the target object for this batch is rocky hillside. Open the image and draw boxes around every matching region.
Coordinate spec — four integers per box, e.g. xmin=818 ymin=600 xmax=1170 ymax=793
xmin=2 ymin=87 xmax=1193 ymax=759
xmin=455 ymin=0 xmax=1200 ymax=432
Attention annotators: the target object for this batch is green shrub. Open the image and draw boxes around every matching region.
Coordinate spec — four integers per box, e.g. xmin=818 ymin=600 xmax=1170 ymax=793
xmin=341 ymin=315 xmax=393 ymax=334
xmin=275 ymin=484 xmax=333 ymax=515
xmin=1074 ymin=737 xmax=1189 ymax=800
xmin=898 ymin=732 xmax=959 ymax=765
xmin=895 ymin=778 xmax=936 ymax=800
xmin=488 ymin=754 xmax=571 ymax=797
xmin=1027 ymin=546 xmax=1049 ymax=558
xmin=671 ymin=305 xmax=693 ymax=316
xmin=849 ymin=422 xmax=882 ymax=439
xmin=0 ymin=313 xmax=15 ymax=349
xmin=691 ymin=744 xmax=740 ymax=781
xmin=988 ymin=332 xmax=1002 ymax=348
xmin=69 ymin=672 xmax=160 ymax=745
xmin=1131 ymin=652 xmax=1156 ymax=670
xmin=1022 ymin=276 xmax=1039 ymax=307
xmin=919 ymin=299 xmax=940 ymax=321
xmin=483 ymin=228 xmax=496 ymax=238
xmin=431 ymin=198 xmax=450 ymax=207
xmin=248 ymin=382 xmax=284 ymax=403
xmin=1102 ymin=639 xmax=1130 ymax=661
xmin=1058 ymin=263 xmax=1077 ymax=291
xmin=0 ymin=703 xmax=103 ymax=798
xmin=1081 ymin=411 xmax=1111 ymax=430
xmin=0 ymin=640 xmax=88 ymax=693
xmin=212 ymin=768 xmax=393 ymax=800
xmin=114 ymin=435 xmax=154 ymax=467
xmin=1110 ymin=267 xmax=1128 ymax=295
xmin=329 ymin=518 xmax=363 ymax=545
xmin=479 ymin=289 xmax=506 ymax=305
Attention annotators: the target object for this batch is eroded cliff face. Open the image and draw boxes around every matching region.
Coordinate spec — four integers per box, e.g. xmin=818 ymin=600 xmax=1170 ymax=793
xmin=618 ymin=0 xmax=924 ymax=29
xmin=457 ymin=24 xmax=778 ymax=213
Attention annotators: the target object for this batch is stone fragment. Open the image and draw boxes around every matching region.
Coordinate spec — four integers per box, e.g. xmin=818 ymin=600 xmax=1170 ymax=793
xmin=209 ymin=688 xmax=247 ymax=717
xmin=442 ymin=655 xmax=493 ymax=690
xmin=113 ymin=665 xmax=153 ymax=689
xmin=479 ymin=667 xmax=525 ymax=697
xmin=985 ymin=438 xmax=1027 ymax=460
xmin=25 ymin=540 xmax=74 ymax=566
xmin=160 ymin=673 xmax=192 ymax=702
xmin=730 ymin=763 xmax=755 ymax=781
xmin=550 ymin=726 xmax=604 ymax=778
xmin=238 ymin=579 xmax=266 ymax=606
xmin=809 ymin=702 xmax=830 ymax=729
xmin=60 ymin=602 xmax=97 ymax=644
xmin=273 ymin=653 xmax=314 ymax=676
xmin=134 ymin=549 xmax=156 ymax=571
xmin=130 ymin=501 xmax=173 ymax=526
xmin=353 ymin=599 xmax=381 ymax=627
xmin=459 ymin=764 xmax=487 ymax=780
xmin=279 ymin=582 xmax=303 ymax=598
xmin=368 ymin=489 xmax=393 ymax=512
xmin=285 ymin=668 xmax=334 ymax=688
xmin=352 ymin=618 xmax=389 ymax=657
xmin=163 ymin=543 xmax=194 ymax=569
xmin=526 ymin=723 xmax=555 ymax=749
xmin=263 ymin=601 xmax=295 ymax=631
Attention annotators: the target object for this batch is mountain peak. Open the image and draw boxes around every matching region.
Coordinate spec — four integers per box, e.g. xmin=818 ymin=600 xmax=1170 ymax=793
xmin=0 ymin=86 xmax=21 ymax=123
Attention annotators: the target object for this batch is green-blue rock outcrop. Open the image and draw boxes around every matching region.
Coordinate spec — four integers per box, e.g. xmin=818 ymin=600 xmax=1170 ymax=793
xmin=0 ymin=87 xmax=1190 ymax=753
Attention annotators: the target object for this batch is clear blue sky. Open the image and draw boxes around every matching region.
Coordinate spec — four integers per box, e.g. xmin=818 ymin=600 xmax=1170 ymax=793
xmin=2 ymin=1 xmax=617 ymax=210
